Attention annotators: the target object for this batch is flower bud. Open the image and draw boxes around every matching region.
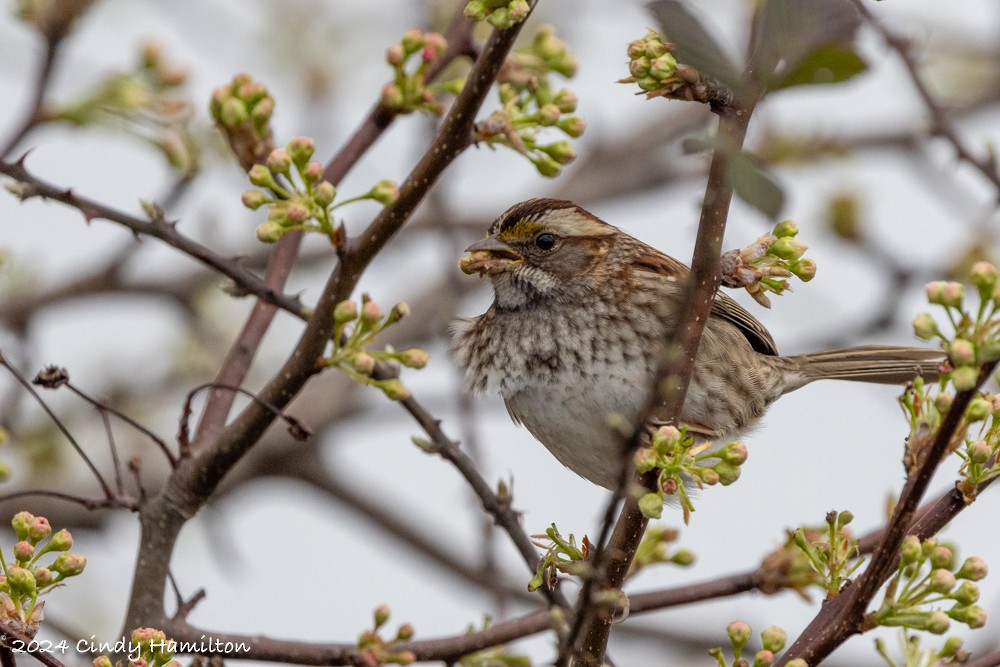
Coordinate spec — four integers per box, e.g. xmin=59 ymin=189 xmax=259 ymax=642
xmin=218 ymin=98 xmax=248 ymax=126
xmin=928 ymin=568 xmax=957 ymax=593
xmin=633 ymin=447 xmax=657 ymax=473
xmin=969 ymin=261 xmax=999 ymax=295
xmin=720 ymin=441 xmax=748 ymax=465
xmin=967 ymin=439 xmax=992 ymax=463
xmin=644 ymin=35 xmax=668 ymax=58
xmin=952 ymin=580 xmax=980 ymax=605
xmin=361 ymin=300 xmax=383 ymax=326
xmin=544 ymin=141 xmax=577 ymax=165
xmin=349 ymin=352 xmax=375 ymax=376
xmin=93 ymin=657 xmax=113 ymax=667
xmin=314 ymin=181 xmax=336 ymax=207
xmin=285 ymin=201 xmax=310 ymax=224
xmin=302 ymin=161 xmax=324 ymax=185
xmin=966 ymin=396 xmax=991 ymax=422
xmin=32 ymin=567 xmax=53 ymax=587
xmin=948 ymin=339 xmax=976 ymax=367
xmin=939 ymin=637 xmax=964 ymax=659
xmin=790 ymin=258 xmax=817 ymax=282
xmin=386 ymin=44 xmax=405 ymax=66
xmin=951 ymin=365 xmax=978 ymax=391
xmin=940 ymin=282 xmax=965 ymax=308
xmin=760 ymin=626 xmax=786 ymax=653
xmin=13 ymin=541 xmax=33 ymax=562
xmin=508 ymin=0 xmax=530 ymax=22
xmin=248 ymin=164 xmax=277 ymax=189
xmin=287 ymin=136 xmax=316 ymax=167
xmin=12 ymin=511 xmax=35 ymax=540
xmin=255 ymin=221 xmax=284 ymax=243
xmin=670 ymin=549 xmax=695 ymax=566
xmin=768 ymin=237 xmax=808 ymax=261
xmin=911 ymin=313 xmax=939 ymax=340
xmin=7 ymin=566 xmax=35 ymax=594
xmin=649 ymin=54 xmax=677 ymax=80
xmin=370 ymin=179 xmax=400 ymax=206
xmin=637 ymin=75 xmax=661 ymax=92
xmin=772 ymin=220 xmax=799 ymax=238
xmin=930 ymin=545 xmax=954 ymax=569
xmin=786 ymin=660 xmax=808 ymax=667
xmin=660 ymin=477 xmax=678 ymax=495
xmin=381 ymin=83 xmax=404 ymax=109
xmin=379 ymin=379 xmax=411 ymax=401
xmin=558 ymin=115 xmax=586 ymax=138
xmin=754 ymin=650 xmax=774 ymax=666
xmin=388 ymin=302 xmax=411 ymax=323
xmin=422 ymin=33 xmax=447 ymax=62
xmin=533 ymin=154 xmax=561 ymax=177
xmin=396 ymin=623 xmax=415 ymax=641
xmin=651 ymin=425 xmax=681 ymax=451
xmin=699 ymin=468 xmax=720 ymax=485
xmin=901 ymin=535 xmax=922 ymax=564
xmin=28 ymin=516 xmax=51 ymax=543
xmin=266 ymin=148 xmax=291 ymax=175
xmin=401 ymin=28 xmax=424 ymax=54
xmin=334 ymin=300 xmax=358 ymax=324
xmin=628 ymin=56 xmax=651 ymax=78
xmin=399 ymin=349 xmax=429 ymax=369
xmin=638 ymin=492 xmax=663 ymax=519
xmin=250 ymin=97 xmax=274 ymax=126
xmin=934 ymin=392 xmax=954 ymax=414
xmin=463 ymin=1 xmax=488 ymax=21
xmin=948 ymin=605 xmax=987 ymax=629
xmin=714 ymin=460 xmax=741 ymax=486
xmin=726 ymin=621 xmax=752 ymax=648
xmin=627 ymin=40 xmax=646 ymax=59
xmin=373 ymin=604 xmax=391 ymax=629
xmin=51 ymin=553 xmax=86 ymax=576
xmin=924 ymin=610 xmax=951 ymax=634
xmin=241 ymin=190 xmax=268 ymax=210
xmin=956 ymin=556 xmax=988 ymax=581
xmin=537 ymin=104 xmax=561 ymax=126
xmin=553 ymin=88 xmax=578 ymax=113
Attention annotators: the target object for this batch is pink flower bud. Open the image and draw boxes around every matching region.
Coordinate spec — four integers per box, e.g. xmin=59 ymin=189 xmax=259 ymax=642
xmin=302 ymin=161 xmax=324 ymax=185
xmin=726 ymin=621 xmax=752 ymax=647
xmin=361 ymin=300 xmax=383 ymax=326
xmin=285 ymin=202 xmax=310 ymax=224
xmin=949 ymin=339 xmax=976 ymax=366
xmin=287 ymin=136 xmax=316 ymax=167
xmin=537 ymin=104 xmax=561 ymax=126
xmin=51 ymin=553 xmax=86 ymax=576
xmin=399 ymin=349 xmax=429 ymax=369
xmin=14 ymin=541 xmax=33 ymax=562
xmin=334 ymin=300 xmax=358 ymax=324
xmin=928 ymin=568 xmax=957 ymax=593
xmin=956 ymin=556 xmax=988 ymax=581
xmin=400 ymin=29 xmax=424 ymax=54
xmin=386 ymin=44 xmax=405 ymax=66
xmin=421 ymin=33 xmax=447 ymax=62
xmin=241 ymin=190 xmax=267 ymax=210
xmin=266 ymin=148 xmax=291 ymax=175
xmin=967 ymin=439 xmax=992 ymax=463
xmin=28 ymin=516 xmax=51 ymax=543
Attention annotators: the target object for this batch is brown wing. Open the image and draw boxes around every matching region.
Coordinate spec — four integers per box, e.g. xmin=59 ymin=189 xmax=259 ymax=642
xmin=632 ymin=246 xmax=779 ymax=357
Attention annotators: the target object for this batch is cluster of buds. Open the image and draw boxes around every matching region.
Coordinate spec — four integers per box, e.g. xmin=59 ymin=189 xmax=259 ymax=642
xmin=913 ymin=262 xmax=1000 ymax=391
xmin=210 ymin=73 xmax=275 ymax=170
xmin=94 ymin=628 xmax=180 ymax=667
xmin=357 ymin=605 xmax=415 ymax=666
xmin=475 ymin=26 xmax=583 ymax=178
xmin=720 ymin=220 xmax=816 ymax=308
xmin=709 ymin=622 xmax=794 ymax=667
xmin=629 ymin=526 xmax=695 ymax=578
xmin=874 ymin=536 xmax=988 ymax=636
xmin=875 ymin=631 xmax=970 ymax=667
xmin=619 ymin=29 xmax=707 ymax=103
xmin=381 ymin=29 xmax=455 ymax=115
xmin=463 ymin=0 xmax=531 ymax=29
xmin=241 ymin=137 xmax=398 ymax=244
xmin=2 ymin=512 xmax=86 ymax=635
xmin=633 ymin=425 xmax=748 ymax=524
xmin=51 ymin=41 xmax=197 ymax=174
xmin=528 ymin=523 xmax=591 ymax=592
xmin=322 ymin=295 xmax=426 ymax=402
xmin=791 ymin=510 xmax=863 ymax=599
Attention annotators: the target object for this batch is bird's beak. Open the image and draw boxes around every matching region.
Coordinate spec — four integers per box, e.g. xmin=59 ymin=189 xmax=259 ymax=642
xmin=459 ymin=236 xmax=523 ymax=276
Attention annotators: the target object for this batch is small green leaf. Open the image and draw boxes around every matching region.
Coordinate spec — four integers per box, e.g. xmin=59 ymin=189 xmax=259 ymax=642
xmin=772 ymin=44 xmax=868 ymax=91
xmin=726 ymin=152 xmax=785 ymax=220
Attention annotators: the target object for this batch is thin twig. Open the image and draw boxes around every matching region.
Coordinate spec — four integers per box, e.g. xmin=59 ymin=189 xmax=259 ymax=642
xmin=0 ymin=32 xmax=64 ymax=159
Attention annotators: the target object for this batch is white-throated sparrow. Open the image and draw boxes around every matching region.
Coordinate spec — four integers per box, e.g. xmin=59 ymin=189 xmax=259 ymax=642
xmin=451 ymin=198 xmax=942 ymax=489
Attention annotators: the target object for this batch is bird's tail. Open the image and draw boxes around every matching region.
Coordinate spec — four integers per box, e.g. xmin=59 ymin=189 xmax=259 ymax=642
xmin=785 ymin=345 xmax=944 ymax=391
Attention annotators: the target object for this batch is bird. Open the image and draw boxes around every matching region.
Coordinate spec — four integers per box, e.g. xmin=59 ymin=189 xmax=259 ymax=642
xmin=451 ymin=198 xmax=942 ymax=489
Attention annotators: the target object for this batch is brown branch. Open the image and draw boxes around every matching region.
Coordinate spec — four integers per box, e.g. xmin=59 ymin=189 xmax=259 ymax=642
xmin=852 ymin=0 xmax=1000 ymax=198
xmin=0 ymin=158 xmax=306 ymax=318
xmin=778 ymin=362 xmax=998 ymax=665
xmin=563 ymin=95 xmax=757 ymax=666
xmin=121 ymin=6 xmax=536 ymax=640
xmin=0 ymin=28 xmax=64 ymax=159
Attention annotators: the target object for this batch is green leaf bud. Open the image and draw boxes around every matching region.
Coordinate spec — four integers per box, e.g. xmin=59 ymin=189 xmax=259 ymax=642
xmin=543 ymin=141 xmax=577 ymax=165
xmin=533 ymin=154 xmax=562 ymax=177
xmin=768 ymin=237 xmax=808 ymax=261
xmin=670 ymin=549 xmax=695 ymax=566
xmin=772 ymin=220 xmax=799 ymax=238
xmin=637 ymin=492 xmax=663 ymax=519
xmin=714 ymin=460 xmax=741 ymax=486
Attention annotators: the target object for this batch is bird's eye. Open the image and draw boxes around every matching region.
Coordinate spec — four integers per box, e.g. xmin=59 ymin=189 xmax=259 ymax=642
xmin=535 ymin=233 xmax=556 ymax=250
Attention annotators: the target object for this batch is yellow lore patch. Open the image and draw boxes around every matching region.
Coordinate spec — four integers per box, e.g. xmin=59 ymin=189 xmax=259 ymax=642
xmin=496 ymin=219 xmax=544 ymax=241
